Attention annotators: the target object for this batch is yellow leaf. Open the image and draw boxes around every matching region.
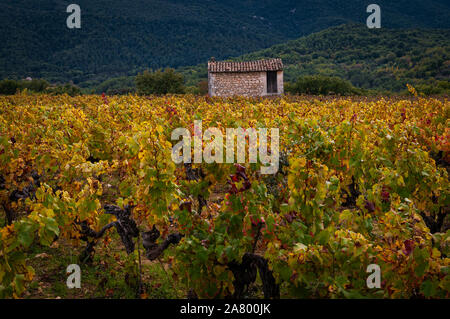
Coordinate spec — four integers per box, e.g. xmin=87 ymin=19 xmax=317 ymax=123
xmin=397 ymin=176 xmax=405 ymax=187
xmin=432 ymin=248 xmax=441 ymax=258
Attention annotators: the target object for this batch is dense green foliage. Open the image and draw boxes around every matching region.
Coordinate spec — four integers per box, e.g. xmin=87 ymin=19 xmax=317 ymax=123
xmin=0 ymin=79 xmax=49 ymax=95
xmin=136 ymin=69 xmax=185 ymax=95
xmin=45 ymin=84 xmax=82 ymax=97
xmin=94 ymin=77 xmax=136 ymax=95
xmin=0 ymin=79 xmax=81 ymax=96
xmin=0 ymin=80 xmax=21 ymax=95
xmin=415 ymin=81 xmax=450 ymax=96
xmin=285 ymin=76 xmax=360 ymax=95
xmin=1 ymin=1 xmax=449 ymax=87
xmin=182 ymin=24 xmax=450 ymax=93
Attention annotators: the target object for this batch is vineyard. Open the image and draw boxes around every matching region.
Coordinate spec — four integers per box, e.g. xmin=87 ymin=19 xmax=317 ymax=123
xmin=0 ymin=92 xmax=449 ymax=299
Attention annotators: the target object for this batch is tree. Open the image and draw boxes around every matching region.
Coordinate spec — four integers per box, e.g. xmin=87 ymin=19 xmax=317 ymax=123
xmin=286 ymin=75 xmax=359 ymax=95
xmin=45 ymin=83 xmax=82 ymax=96
xmin=197 ymin=80 xmax=208 ymax=95
xmin=21 ymin=79 xmax=49 ymax=92
xmin=135 ymin=69 xmax=185 ymax=95
xmin=0 ymin=79 xmax=20 ymax=95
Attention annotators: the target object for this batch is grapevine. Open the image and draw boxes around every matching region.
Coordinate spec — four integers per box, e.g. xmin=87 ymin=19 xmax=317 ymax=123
xmin=0 ymin=93 xmax=448 ymax=299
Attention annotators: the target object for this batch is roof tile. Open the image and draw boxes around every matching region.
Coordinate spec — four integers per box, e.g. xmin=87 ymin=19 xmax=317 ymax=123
xmin=208 ymin=58 xmax=283 ymax=73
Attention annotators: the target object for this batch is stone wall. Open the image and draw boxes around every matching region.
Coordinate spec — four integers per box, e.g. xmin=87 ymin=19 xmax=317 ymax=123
xmin=208 ymin=71 xmax=284 ymax=97
xmin=277 ymin=71 xmax=284 ymax=95
xmin=208 ymin=72 xmax=267 ymax=97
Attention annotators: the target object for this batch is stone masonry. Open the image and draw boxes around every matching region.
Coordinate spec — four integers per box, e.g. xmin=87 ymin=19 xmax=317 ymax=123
xmin=208 ymin=58 xmax=283 ymax=97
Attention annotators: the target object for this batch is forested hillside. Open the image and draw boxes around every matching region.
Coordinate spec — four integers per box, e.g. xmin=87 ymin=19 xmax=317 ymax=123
xmin=1 ymin=0 xmax=449 ymax=88
xmin=180 ymin=24 xmax=450 ymax=92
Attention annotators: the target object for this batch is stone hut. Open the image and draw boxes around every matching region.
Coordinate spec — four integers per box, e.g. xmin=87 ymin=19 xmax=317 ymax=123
xmin=207 ymin=58 xmax=283 ymax=97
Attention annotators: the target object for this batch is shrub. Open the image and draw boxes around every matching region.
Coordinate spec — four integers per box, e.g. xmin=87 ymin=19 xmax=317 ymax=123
xmin=415 ymin=81 xmax=450 ymax=95
xmin=95 ymin=76 xmax=136 ymax=95
xmin=0 ymin=78 xmax=50 ymax=95
xmin=20 ymin=79 xmax=49 ymax=92
xmin=136 ymin=68 xmax=185 ymax=95
xmin=0 ymin=79 xmax=20 ymax=95
xmin=197 ymin=80 xmax=209 ymax=95
xmin=286 ymin=75 xmax=360 ymax=95
xmin=45 ymin=83 xmax=82 ymax=96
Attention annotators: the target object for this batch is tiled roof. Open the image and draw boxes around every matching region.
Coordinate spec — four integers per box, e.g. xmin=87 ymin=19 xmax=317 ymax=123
xmin=208 ymin=58 xmax=283 ymax=73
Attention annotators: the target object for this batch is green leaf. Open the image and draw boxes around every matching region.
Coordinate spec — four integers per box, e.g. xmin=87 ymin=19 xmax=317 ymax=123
xmin=421 ymin=280 xmax=436 ymax=297
xmin=127 ymin=138 xmax=140 ymax=156
xmin=413 ymin=247 xmax=429 ymax=277
xmin=17 ymin=222 xmax=35 ymax=248
xmin=279 ymin=264 xmax=292 ymax=281
xmin=197 ymin=248 xmax=209 ymax=263
xmin=316 ymin=229 xmax=330 ymax=245
xmin=43 ymin=217 xmax=60 ymax=236
xmin=14 ymin=274 xmax=25 ymax=295
xmin=119 ymin=180 xmax=135 ymax=197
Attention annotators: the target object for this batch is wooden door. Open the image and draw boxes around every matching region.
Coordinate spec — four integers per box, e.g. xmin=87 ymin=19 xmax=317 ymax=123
xmin=267 ymin=71 xmax=277 ymax=93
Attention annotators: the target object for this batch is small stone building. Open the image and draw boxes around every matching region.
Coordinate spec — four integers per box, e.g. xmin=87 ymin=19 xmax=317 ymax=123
xmin=207 ymin=58 xmax=283 ymax=97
